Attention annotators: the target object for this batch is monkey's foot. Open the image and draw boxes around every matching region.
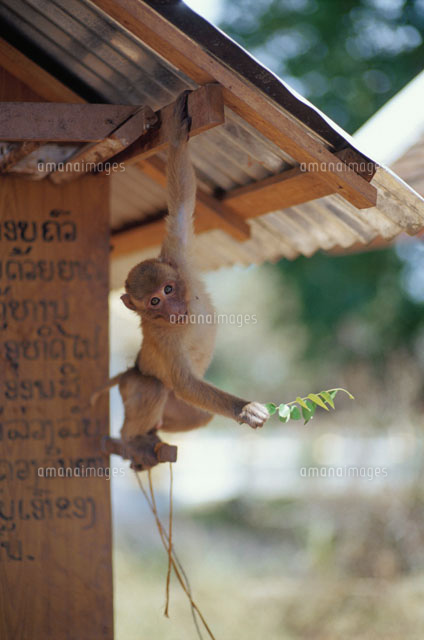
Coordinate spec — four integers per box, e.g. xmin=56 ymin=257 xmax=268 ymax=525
xmin=101 ymin=433 xmax=177 ymax=471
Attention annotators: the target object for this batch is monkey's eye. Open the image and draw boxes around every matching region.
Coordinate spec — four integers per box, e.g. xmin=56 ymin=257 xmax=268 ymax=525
xmin=150 ymin=297 xmax=160 ymax=306
xmin=164 ymin=285 xmax=173 ymax=295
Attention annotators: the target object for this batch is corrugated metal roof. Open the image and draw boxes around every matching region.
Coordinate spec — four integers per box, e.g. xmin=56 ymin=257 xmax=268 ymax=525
xmin=1 ymin=0 xmax=424 ymax=290
xmin=1 ymin=0 xmax=194 ymax=105
xmin=0 ymin=0 xmax=298 ymax=200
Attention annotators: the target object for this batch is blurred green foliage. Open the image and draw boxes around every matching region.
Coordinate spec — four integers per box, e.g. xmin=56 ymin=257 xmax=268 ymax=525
xmin=220 ymin=0 xmax=424 ymax=373
xmin=220 ymin=0 xmax=424 ymax=132
xmin=278 ymin=249 xmax=424 ymax=365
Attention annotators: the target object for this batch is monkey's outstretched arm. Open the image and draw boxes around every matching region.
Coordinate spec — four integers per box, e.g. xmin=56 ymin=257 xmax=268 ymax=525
xmin=160 ymin=91 xmax=195 ymax=267
xmin=170 ymin=356 xmax=269 ymax=429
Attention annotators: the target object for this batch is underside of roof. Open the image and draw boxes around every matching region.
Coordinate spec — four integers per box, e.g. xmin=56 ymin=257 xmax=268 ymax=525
xmin=1 ymin=0 xmax=424 ymax=289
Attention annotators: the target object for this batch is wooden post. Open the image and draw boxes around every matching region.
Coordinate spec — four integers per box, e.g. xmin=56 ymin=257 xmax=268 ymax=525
xmin=0 ymin=174 xmax=113 ymax=638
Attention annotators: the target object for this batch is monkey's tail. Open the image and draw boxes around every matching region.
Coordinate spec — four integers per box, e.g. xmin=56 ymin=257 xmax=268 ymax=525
xmin=90 ymin=372 xmax=125 ymax=407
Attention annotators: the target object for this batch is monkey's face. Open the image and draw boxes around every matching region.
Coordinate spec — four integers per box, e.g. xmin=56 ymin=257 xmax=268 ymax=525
xmin=121 ymin=259 xmax=188 ymax=325
xmin=143 ymin=277 xmax=188 ymax=325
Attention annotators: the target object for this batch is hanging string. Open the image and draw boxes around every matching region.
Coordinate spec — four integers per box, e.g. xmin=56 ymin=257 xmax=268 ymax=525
xmin=135 ymin=468 xmax=216 ymax=640
xmin=164 ymin=463 xmax=173 ymax=617
xmin=147 ymin=469 xmax=209 ymax=639
xmin=134 ymin=469 xmax=202 ymax=636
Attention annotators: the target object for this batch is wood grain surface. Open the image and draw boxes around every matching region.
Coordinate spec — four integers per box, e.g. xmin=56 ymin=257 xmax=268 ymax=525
xmin=0 ymin=66 xmax=113 ymax=640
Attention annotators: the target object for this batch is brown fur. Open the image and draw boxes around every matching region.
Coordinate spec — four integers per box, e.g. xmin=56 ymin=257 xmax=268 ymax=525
xmin=98 ymin=92 xmax=269 ymax=443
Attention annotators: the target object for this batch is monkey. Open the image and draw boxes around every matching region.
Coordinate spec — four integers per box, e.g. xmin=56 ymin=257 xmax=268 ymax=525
xmin=96 ymin=91 xmax=269 ymax=466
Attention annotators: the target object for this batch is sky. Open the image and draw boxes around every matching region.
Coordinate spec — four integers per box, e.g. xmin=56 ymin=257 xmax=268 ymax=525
xmin=184 ymin=0 xmax=224 ymax=24
xmin=354 ymin=70 xmax=424 ymax=166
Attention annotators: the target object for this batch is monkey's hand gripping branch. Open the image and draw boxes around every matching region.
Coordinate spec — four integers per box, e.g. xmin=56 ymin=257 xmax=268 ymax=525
xmin=101 ymin=432 xmax=177 ymax=472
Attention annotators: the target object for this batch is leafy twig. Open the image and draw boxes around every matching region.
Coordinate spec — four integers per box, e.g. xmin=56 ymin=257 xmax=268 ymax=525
xmin=265 ymin=388 xmax=354 ymax=425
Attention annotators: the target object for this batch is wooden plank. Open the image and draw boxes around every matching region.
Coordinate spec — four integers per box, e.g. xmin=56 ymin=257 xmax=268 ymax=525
xmin=0 ymin=55 xmax=79 ymax=177
xmin=112 ymin=218 xmax=166 ymax=257
xmin=50 ymin=106 xmax=158 ymax=184
xmin=0 ymin=69 xmax=113 ymax=640
xmin=111 ymin=192 xmax=251 ymax=257
xmin=0 ymin=103 xmax=139 ymax=141
xmin=222 ymin=95 xmax=377 ymax=210
xmin=0 ymin=175 xmax=113 ymax=639
xmin=335 ymin=148 xmax=375 ymax=182
xmin=113 ymin=84 xmax=225 ymax=164
xmin=0 ymin=65 xmax=246 ymax=245
xmin=138 ymin=156 xmax=250 ymax=241
xmin=0 ymin=142 xmax=43 ymax=172
xmin=0 ymin=39 xmax=83 ymax=103
xmin=0 ymin=67 xmax=46 ymax=102
xmin=197 ymin=188 xmax=250 ymax=240
xmin=89 ymin=0 xmax=377 ymax=209
xmin=222 ymin=167 xmax=335 ymax=217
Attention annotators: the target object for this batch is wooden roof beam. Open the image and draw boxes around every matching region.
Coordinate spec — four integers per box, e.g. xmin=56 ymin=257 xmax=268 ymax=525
xmin=111 ymin=155 xmax=251 ymax=256
xmin=0 ymin=141 xmax=42 ymax=172
xmin=90 ymin=0 xmax=377 ymax=210
xmin=112 ymin=218 xmax=166 ymax=257
xmin=112 ymin=84 xmax=225 ymax=165
xmin=49 ymin=106 xmax=157 ymax=184
xmin=1 ymin=84 xmax=226 ymax=185
xmin=50 ymin=85 xmax=224 ymax=183
xmin=128 ymin=147 xmax=376 ymax=247
xmin=221 ymin=167 xmax=335 ymax=217
xmin=0 ymin=102 xmax=142 ymax=142
xmin=139 ymin=156 xmax=250 ymax=240
xmin=0 ymin=39 xmax=84 ymax=103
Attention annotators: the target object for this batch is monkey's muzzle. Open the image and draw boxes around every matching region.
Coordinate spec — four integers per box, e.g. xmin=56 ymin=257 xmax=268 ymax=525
xmin=175 ymin=311 xmax=189 ymax=324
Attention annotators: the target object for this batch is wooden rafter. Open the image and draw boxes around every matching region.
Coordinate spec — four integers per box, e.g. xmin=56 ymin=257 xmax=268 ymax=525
xmin=1 ymin=85 xmax=226 ymax=181
xmin=0 ymin=102 xmax=141 ymax=141
xmin=0 ymin=39 xmax=84 ymax=104
xmin=0 ymin=50 xmax=249 ymax=243
xmin=221 ymin=167 xmax=335 ymax=217
xmin=0 ymin=84 xmax=223 ymax=146
xmin=112 ymin=155 xmax=251 ymax=256
xmin=112 ymin=219 xmax=166 ymax=257
xmin=90 ymin=0 xmax=377 ymax=210
xmin=117 ymin=147 xmax=379 ymax=253
xmin=50 ymin=84 xmax=226 ymax=182
xmin=0 ymin=141 xmax=42 ymax=172
xmin=49 ymin=106 xmax=158 ymax=184
xmin=138 ymin=157 xmax=250 ymax=240
xmin=0 ymin=31 xmax=378 ymax=260
xmin=112 ymin=84 xmax=225 ymax=164
xmin=112 ymin=161 xmax=345 ymax=255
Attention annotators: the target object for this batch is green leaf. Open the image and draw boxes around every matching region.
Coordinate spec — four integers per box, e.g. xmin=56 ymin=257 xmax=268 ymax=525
xmin=307 ymin=393 xmax=329 ymax=411
xmin=290 ymin=405 xmax=301 ymax=420
xmin=329 ymin=388 xmax=355 ymax=400
xmin=306 ymin=399 xmax=316 ymax=416
xmin=278 ymin=404 xmax=291 ymax=423
xmin=296 ymin=396 xmax=310 ymax=410
xmin=320 ymin=391 xmax=335 ymax=409
xmin=329 ymin=390 xmax=338 ymax=400
xmin=301 ymin=399 xmax=316 ymax=424
xmin=265 ymin=403 xmax=277 ymax=416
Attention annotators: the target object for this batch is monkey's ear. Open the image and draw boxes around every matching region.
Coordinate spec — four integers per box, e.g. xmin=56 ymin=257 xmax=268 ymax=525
xmin=121 ymin=293 xmax=137 ymax=311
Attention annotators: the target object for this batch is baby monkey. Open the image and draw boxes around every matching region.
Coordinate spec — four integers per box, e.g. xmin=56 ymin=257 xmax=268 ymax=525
xmin=99 ymin=91 xmax=269 ymax=466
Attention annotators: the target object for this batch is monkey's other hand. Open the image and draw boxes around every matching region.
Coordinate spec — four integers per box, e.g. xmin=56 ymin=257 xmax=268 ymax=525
xmin=237 ymin=402 xmax=269 ymax=429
